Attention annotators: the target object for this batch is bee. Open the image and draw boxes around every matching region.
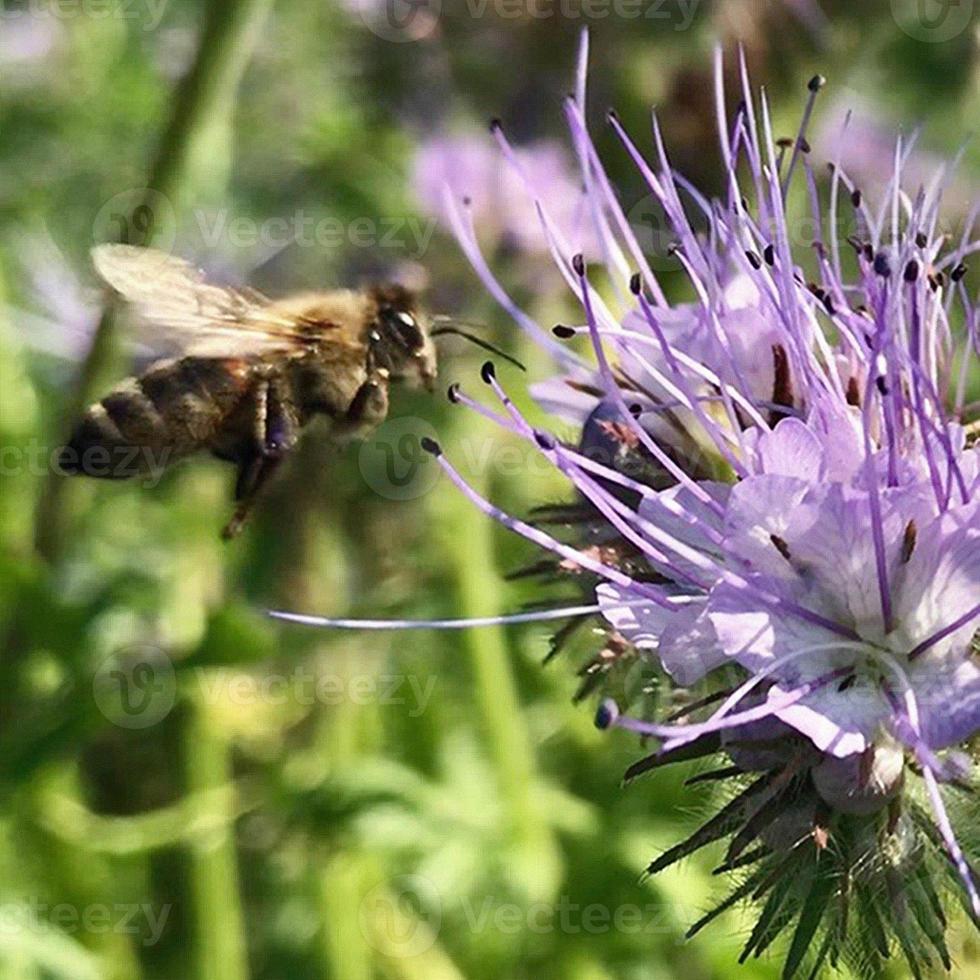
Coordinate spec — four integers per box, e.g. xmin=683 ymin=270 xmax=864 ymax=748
xmin=60 ymin=245 xmax=438 ymax=538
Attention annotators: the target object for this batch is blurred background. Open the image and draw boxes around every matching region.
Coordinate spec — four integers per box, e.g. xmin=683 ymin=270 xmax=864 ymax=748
xmin=0 ymin=0 xmax=977 ymax=977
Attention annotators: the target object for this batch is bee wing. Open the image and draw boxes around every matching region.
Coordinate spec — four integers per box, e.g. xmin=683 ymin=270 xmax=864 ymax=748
xmin=92 ymin=244 xmax=315 ymax=357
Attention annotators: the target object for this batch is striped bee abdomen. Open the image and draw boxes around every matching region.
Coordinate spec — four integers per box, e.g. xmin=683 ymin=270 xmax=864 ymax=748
xmin=60 ymin=356 xmax=255 ymax=480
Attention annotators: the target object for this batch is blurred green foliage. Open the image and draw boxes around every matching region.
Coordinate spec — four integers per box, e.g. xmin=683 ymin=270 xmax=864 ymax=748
xmin=0 ymin=1 xmax=977 ymax=978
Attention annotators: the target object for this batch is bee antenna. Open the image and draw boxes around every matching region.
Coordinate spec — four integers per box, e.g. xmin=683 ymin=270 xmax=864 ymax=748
xmin=429 ymin=326 xmax=526 ymax=372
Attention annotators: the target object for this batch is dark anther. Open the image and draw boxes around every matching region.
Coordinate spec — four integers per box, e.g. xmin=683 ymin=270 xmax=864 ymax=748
xmin=447 ymin=383 xmax=460 ymax=403
xmin=594 ymin=699 xmax=620 ymax=730
xmin=873 ymin=253 xmax=891 ymax=278
xmin=808 ymin=74 xmax=826 ymax=92
xmin=770 ymin=534 xmax=792 ymax=561
xmin=420 ymin=437 xmax=441 ymax=456
xmin=763 ymin=244 xmax=775 ymax=266
xmin=769 ymin=344 xmax=794 ymax=425
xmin=607 ymin=108 xmax=620 ymax=122
xmin=553 ymin=324 xmax=576 ymax=339
xmin=534 ymin=429 xmax=557 ymax=451
xmin=571 ymin=253 xmax=585 ymax=276
xmin=904 ymin=260 xmax=919 ymax=283
xmin=901 ymin=519 xmax=917 ymax=564
xmin=952 ymin=263 xmax=968 ymax=282
xmin=480 ymin=361 xmax=496 ymax=383
xmin=629 ymin=272 xmax=642 ymax=295
xmin=850 ymin=188 xmax=862 ymax=208
xmin=915 ymin=232 xmax=928 ymax=249
xmin=876 ymin=375 xmax=889 ymax=396
xmin=489 ymin=117 xmax=502 ymax=132
xmin=745 ymin=250 xmax=762 ymax=270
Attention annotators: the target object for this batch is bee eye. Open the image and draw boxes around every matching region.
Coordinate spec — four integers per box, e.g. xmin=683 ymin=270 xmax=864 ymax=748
xmin=381 ymin=308 xmax=424 ymax=351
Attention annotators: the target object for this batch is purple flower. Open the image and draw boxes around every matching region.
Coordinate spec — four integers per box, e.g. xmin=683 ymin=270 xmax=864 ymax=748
xmin=279 ymin=33 xmax=980 ymax=975
xmin=413 ymin=133 xmax=599 ymax=261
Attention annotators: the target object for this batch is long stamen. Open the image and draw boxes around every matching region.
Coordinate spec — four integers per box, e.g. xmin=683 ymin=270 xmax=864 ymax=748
xmin=780 ymin=73 xmax=824 ymax=197
xmin=597 ymin=640 xmax=869 ymax=746
xmin=860 ymin=336 xmax=895 ymax=633
xmin=270 ymin=601 xmax=631 ymax=631
xmin=909 ymin=602 xmax=980 ymax=662
xmin=572 ymin=255 xmax=728 ymax=518
xmin=441 ymin=187 xmax=581 ymax=368
xmin=423 ymin=438 xmax=673 ymax=605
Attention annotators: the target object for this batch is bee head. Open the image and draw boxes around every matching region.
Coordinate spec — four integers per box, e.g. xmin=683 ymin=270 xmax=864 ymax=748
xmin=369 ymin=285 xmax=436 ymax=391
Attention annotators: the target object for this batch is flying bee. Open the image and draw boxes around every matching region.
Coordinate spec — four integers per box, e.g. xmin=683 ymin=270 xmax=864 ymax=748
xmin=60 ymin=244 xmax=441 ymax=538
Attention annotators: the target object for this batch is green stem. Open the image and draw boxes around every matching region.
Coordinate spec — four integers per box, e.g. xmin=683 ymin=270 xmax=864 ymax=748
xmin=185 ymin=693 xmax=250 ymax=980
xmin=33 ymin=0 xmax=276 ymax=563
xmin=438 ymin=434 xmax=560 ymax=896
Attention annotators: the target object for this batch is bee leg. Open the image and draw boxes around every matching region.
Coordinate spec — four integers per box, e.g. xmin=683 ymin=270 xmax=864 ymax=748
xmin=222 ymin=378 xmax=297 ymax=539
xmin=222 ymin=455 xmax=283 ymax=539
xmin=338 ymin=372 xmax=390 ymax=440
